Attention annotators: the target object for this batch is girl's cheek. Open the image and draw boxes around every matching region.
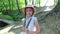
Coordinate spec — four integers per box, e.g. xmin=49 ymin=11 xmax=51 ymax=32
xmin=30 ymin=12 xmax=33 ymax=15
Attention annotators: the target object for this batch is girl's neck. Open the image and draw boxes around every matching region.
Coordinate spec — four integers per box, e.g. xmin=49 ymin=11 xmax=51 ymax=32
xmin=26 ymin=15 xmax=34 ymax=18
xmin=26 ymin=16 xmax=31 ymax=18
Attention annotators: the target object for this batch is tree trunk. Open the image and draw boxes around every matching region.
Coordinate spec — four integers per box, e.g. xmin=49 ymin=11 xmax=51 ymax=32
xmin=2 ymin=0 xmax=8 ymax=15
xmin=11 ymin=0 xmax=13 ymax=16
xmin=8 ymin=0 xmax=11 ymax=11
xmin=16 ymin=0 xmax=21 ymax=16
xmin=32 ymin=0 xmax=34 ymax=5
xmin=51 ymin=0 xmax=60 ymax=13
xmin=8 ymin=0 xmax=13 ymax=16
xmin=25 ymin=0 xmax=27 ymax=6
xmin=39 ymin=0 xmax=40 ymax=7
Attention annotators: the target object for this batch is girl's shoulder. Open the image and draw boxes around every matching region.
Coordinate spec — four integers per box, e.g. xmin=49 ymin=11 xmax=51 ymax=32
xmin=33 ymin=17 xmax=37 ymax=20
xmin=32 ymin=17 xmax=37 ymax=21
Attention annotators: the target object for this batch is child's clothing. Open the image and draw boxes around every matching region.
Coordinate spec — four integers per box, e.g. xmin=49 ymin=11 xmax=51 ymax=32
xmin=20 ymin=15 xmax=37 ymax=34
xmin=20 ymin=32 xmax=26 ymax=34
xmin=22 ymin=15 xmax=37 ymax=32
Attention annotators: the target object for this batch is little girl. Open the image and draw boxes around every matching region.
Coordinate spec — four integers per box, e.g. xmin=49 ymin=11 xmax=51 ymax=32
xmin=20 ymin=4 xmax=40 ymax=34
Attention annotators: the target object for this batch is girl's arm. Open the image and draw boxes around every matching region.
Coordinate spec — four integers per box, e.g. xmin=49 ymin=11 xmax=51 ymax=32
xmin=34 ymin=19 xmax=40 ymax=34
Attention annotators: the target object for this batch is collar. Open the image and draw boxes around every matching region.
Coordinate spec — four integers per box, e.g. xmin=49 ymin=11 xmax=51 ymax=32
xmin=26 ymin=15 xmax=34 ymax=19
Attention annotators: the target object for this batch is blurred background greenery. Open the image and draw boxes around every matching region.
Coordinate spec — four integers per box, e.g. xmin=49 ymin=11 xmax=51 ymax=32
xmin=1 ymin=0 xmax=60 ymax=34
xmin=0 ymin=0 xmax=58 ymax=21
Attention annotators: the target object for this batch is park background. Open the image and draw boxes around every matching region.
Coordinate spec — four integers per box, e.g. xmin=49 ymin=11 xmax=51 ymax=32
xmin=0 ymin=0 xmax=60 ymax=34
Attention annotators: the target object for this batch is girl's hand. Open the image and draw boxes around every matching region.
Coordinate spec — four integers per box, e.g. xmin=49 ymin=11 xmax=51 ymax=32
xmin=25 ymin=28 xmax=28 ymax=33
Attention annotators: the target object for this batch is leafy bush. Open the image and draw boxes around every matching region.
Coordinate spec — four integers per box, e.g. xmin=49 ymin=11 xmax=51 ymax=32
xmin=0 ymin=14 xmax=13 ymax=20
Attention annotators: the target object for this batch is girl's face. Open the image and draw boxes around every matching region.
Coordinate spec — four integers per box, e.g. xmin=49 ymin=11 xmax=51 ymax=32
xmin=26 ymin=8 xmax=33 ymax=17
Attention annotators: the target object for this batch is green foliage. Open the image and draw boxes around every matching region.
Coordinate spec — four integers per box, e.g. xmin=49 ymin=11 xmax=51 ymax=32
xmin=0 ymin=0 xmax=58 ymax=21
xmin=0 ymin=0 xmax=25 ymax=21
xmin=54 ymin=0 xmax=58 ymax=4
xmin=18 ymin=0 xmax=25 ymax=8
xmin=0 ymin=14 xmax=13 ymax=20
xmin=12 ymin=13 xmax=24 ymax=21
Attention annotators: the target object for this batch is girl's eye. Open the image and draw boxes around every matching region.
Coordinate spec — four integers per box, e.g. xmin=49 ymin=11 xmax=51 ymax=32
xmin=28 ymin=9 xmax=31 ymax=11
